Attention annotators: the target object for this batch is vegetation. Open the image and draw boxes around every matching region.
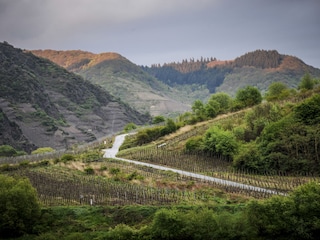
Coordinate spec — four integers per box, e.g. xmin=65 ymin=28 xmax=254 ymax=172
xmin=0 ymin=174 xmax=40 ymax=238
xmin=31 ymin=147 xmax=55 ymax=155
xmin=2 ymin=44 xmax=320 ymax=239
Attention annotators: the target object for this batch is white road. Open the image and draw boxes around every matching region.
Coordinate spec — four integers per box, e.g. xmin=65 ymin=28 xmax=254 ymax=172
xmin=103 ymin=134 xmax=286 ymax=196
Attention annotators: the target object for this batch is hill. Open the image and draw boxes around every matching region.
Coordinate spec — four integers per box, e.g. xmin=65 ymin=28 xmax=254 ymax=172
xmin=144 ymin=50 xmax=320 ymax=96
xmin=31 ymin=50 xmax=192 ymax=116
xmin=0 ymin=42 xmax=150 ymax=153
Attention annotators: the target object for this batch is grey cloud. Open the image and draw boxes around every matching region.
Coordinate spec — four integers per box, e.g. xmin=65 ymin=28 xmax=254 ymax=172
xmin=0 ymin=0 xmax=319 ymax=67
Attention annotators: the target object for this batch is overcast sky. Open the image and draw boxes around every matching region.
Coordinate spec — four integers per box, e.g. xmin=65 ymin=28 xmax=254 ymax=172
xmin=1 ymin=0 xmax=319 ymax=67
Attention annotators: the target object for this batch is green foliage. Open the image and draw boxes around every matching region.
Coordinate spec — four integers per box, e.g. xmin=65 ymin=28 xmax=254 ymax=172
xmin=246 ymin=182 xmax=320 ymax=239
xmin=265 ymin=81 xmax=291 ymax=101
xmin=208 ymin=92 xmax=233 ymax=114
xmin=205 ymin=99 xmax=220 ymax=118
xmin=299 ymin=73 xmax=315 ymax=90
xmin=123 ymin=122 xmax=137 ymax=132
xmin=235 ymin=86 xmax=262 ymax=108
xmin=109 ymin=168 xmax=121 ymax=175
xmin=294 ymin=94 xmax=320 ymax=125
xmin=258 ymin=115 xmax=320 ymax=173
xmin=84 ymin=167 xmax=94 ymax=175
xmin=164 ymin=118 xmax=177 ymax=134
xmin=203 ymin=126 xmax=239 ymax=158
xmin=133 ymin=119 xmax=178 ymax=146
xmin=152 ymin=115 xmax=165 ymax=124
xmin=150 ymin=208 xmax=185 ymax=239
xmin=0 ymin=145 xmax=17 ymax=157
xmin=185 ymin=136 xmax=203 ymax=152
xmin=135 ymin=126 xmax=164 ymax=145
xmin=81 ymin=151 xmax=102 ymax=163
xmin=192 ymin=99 xmax=206 ymax=121
xmin=61 ymin=154 xmax=75 ymax=163
xmin=31 ymin=147 xmax=55 ymax=155
xmin=233 ymin=142 xmax=264 ymax=172
xmin=0 ymin=174 xmax=40 ymax=238
xmin=104 ymin=224 xmax=137 ymax=240
xmin=150 ymin=207 xmax=254 ymax=240
xmin=244 ymin=102 xmax=282 ymax=140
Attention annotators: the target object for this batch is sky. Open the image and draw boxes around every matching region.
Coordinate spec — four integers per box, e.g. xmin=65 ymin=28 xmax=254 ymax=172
xmin=0 ymin=0 xmax=319 ymax=67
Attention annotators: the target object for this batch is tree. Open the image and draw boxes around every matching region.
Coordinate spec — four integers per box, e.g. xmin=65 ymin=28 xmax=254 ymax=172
xmin=294 ymin=94 xmax=320 ymax=125
xmin=299 ymin=73 xmax=314 ymax=90
xmin=235 ymin=86 xmax=262 ymax=108
xmin=205 ymin=99 xmax=220 ymax=118
xmin=265 ymin=82 xmax=290 ymax=101
xmin=0 ymin=174 xmax=40 ymax=238
xmin=208 ymin=92 xmax=233 ymax=114
xmin=203 ymin=126 xmax=239 ymax=158
xmin=192 ymin=100 xmax=206 ymax=121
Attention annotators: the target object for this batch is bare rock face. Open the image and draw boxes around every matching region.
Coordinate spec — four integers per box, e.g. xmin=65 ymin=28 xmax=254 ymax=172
xmin=0 ymin=42 xmax=150 ymax=153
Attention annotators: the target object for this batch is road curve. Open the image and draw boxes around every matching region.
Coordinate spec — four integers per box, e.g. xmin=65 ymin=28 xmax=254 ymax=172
xmin=103 ymin=134 xmax=286 ymax=196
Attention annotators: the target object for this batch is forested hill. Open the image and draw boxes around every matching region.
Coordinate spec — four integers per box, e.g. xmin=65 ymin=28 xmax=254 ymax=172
xmin=141 ymin=58 xmax=232 ymax=93
xmin=0 ymin=42 xmax=150 ymax=153
xmin=143 ymin=50 xmax=320 ymax=95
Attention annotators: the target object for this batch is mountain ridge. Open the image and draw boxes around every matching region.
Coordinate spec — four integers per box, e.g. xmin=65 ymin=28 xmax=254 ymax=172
xmin=31 ymin=49 xmax=193 ymax=116
xmin=0 ymin=42 xmax=150 ymax=152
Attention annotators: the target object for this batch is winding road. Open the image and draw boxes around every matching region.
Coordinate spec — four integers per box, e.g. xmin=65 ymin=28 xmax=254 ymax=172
xmin=103 ymin=134 xmax=286 ymax=196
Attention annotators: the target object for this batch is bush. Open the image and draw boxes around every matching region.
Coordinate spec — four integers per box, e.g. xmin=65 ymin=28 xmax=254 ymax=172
xmin=152 ymin=115 xmax=165 ymax=124
xmin=246 ymin=182 xmax=320 ymax=239
xmin=104 ymin=224 xmax=137 ymax=240
xmin=84 ymin=167 xmax=94 ymax=175
xmin=31 ymin=147 xmax=55 ymax=155
xmin=0 ymin=145 xmax=17 ymax=157
xmin=203 ymin=126 xmax=239 ymax=158
xmin=185 ymin=136 xmax=203 ymax=152
xmin=123 ymin=122 xmax=137 ymax=132
xmin=0 ymin=174 xmax=41 ymax=238
xmin=61 ymin=154 xmax=75 ymax=163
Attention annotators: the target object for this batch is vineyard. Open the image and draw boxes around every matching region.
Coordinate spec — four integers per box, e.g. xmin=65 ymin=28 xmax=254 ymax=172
xmin=117 ymin=108 xmax=320 ymax=197
xmin=2 ymin=94 xmax=320 ymax=207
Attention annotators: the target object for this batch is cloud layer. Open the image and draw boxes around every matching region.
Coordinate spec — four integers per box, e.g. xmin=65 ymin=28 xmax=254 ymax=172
xmin=1 ymin=0 xmax=319 ymax=67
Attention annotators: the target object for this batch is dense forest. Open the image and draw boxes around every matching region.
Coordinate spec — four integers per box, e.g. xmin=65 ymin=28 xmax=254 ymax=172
xmin=142 ymin=58 xmax=232 ymax=93
xmin=232 ymin=49 xmax=284 ymax=68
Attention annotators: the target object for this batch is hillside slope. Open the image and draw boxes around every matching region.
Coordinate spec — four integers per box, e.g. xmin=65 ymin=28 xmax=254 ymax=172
xmin=0 ymin=42 xmax=150 ymax=152
xmin=144 ymin=50 xmax=320 ymax=96
xmin=31 ymin=50 xmax=192 ymax=116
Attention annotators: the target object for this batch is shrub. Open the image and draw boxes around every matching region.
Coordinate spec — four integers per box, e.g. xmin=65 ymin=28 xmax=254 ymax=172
xmin=0 ymin=145 xmax=17 ymax=157
xmin=61 ymin=154 xmax=75 ymax=163
xmin=84 ymin=167 xmax=94 ymax=175
xmin=31 ymin=147 xmax=55 ymax=155
xmin=123 ymin=122 xmax=137 ymax=132
xmin=185 ymin=136 xmax=203 ymax=152
xmin=203 ymin=126 xmax=239 ymax=158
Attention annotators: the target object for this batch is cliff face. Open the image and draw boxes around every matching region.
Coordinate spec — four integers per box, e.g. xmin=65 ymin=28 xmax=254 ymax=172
xmin=0 ymin=42 xmax=150 ymax=152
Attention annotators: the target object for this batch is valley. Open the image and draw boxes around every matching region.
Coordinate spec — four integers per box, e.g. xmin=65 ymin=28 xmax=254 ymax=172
xmin=1 ymin=42 xmax=320 ymax=239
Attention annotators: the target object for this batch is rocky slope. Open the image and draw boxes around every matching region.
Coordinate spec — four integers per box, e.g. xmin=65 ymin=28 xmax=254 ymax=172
xmin=0 ymin=42 xmax=150 ymax=152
